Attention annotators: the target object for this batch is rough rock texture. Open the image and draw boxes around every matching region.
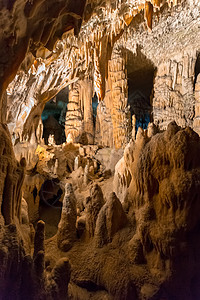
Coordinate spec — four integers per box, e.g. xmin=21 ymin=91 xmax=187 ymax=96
xmin=65 ymin=82 xmax=83 ymax=143
xmin=0 ymin=0 xmax=200 ymax=299
xmin=57 ymin=183 xmax=77 ymax=252
xmin=33 ymin=220 xmax=45 ymax=260
xmin=95 ymin=49 xmax=131 ymax=148
xmin=0 ymin=0 xmax=90 ymax=127
xmin=153 ymin=53 xmax=196 ymax=129
xmin=113 ymin=154 xmax=132 ymax=203
xmin=65 ymin=79 xmax=94 ymax=144
xmin=95 ymin=192 xmax=127 ymax=247
xmin=42 ymin=123 xmax=200 ymax=300
xmin=48 ymin=258 xmax=71 ymax=300
xmin=5 ymin=0 xmax=194 ymax=149
xmin=113 ymin=122 xmax=200 ymax=298
xmin=128 ymin=121 xmax=200 ymax=250
xmin=85 ymin=184 xmax=104 ymax=238
xmin=23 ymin=173 xmax=44 ymax=222
xmin=0 ymin=123 xmax=26 ymax=226
xmin=194 ymin=73 xmax=200 ymax=135
xmin=0 ymin=122 xmax=74 ymax=299
xmin=94 ymin=147 xmax=124 ymax=173
xmin=119 ymin=0 xmax=200 ymax=132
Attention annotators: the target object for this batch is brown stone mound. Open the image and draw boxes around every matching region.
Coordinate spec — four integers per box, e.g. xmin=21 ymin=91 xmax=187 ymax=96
xmin=57 ymin=123 xmax=200 ymax=300
xmin=94 ymin=192 xmax=127 ymax=247
xmin=125 ymin=122 xmax=200 ymax=299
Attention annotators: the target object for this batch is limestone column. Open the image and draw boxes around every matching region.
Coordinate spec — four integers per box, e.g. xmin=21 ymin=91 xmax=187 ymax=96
xmin=65 ymin=82 xmax=83 ymax=142
xmin=194 ymin=74 xmax=200 ymax=135
xmin=81 ymin=79 xmax=94 ymax=144
xmin=110 ymin=50 xmax=131 ymax=149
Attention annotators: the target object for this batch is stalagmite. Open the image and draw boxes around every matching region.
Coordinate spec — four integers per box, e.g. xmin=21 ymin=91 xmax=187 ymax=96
xmin=33 ymin=220 xmax=45 ymax=260
xmin=84 ymin=163 xmax=89 ymax=185
xmin=57 ymin=183 xmax=77 ymax=251
xmin=74 ymin=156 xmax=79 ymax=170
xmin=33 ymin=220 xmax=45 ymax=278
xmin=85 ymin=184 xmax=104 ymax=237
xmin=132 ymin=115 xmax=136 ymax=140
xmin=95 ymin=192 xmax=127 ymax=247
xmin=50 ymin=258 xmax=71 ymax=299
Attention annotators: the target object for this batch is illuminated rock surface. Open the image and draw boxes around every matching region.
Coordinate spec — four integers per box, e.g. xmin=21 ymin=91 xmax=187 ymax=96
xmin=0 ymin=0 xmax=200 ymax=299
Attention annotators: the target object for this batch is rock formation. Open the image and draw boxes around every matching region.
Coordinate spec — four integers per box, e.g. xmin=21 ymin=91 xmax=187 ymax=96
xmin=94 ymin=192 xmax=127 ymax=247
xmin=85 ymin=184 xmax=104 ymax=238
xmin=6 ymin=0 xmax=199 ymax=149
xmin=194 ymin=73 xmax=200 ymax=135
xmin=0 ymin=123 xmax=26 ymax=226
xmin=0 ymin=0 xmax=200 ymax=299
xmin=57 ymin=183 xmax=77 ymax=252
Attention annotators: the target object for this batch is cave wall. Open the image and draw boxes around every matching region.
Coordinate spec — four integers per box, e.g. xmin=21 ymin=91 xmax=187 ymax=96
xmin=120 ymin=0 xmax=200 ymax=133
xmin=0 ymin=123 xmax=26 ymax=226
xmin=153 ymin=51 xmax=197 ymax=129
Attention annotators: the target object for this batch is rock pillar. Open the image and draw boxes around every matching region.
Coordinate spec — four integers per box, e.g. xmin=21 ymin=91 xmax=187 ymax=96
xmin=110 ymin=50 xmax=131 ymax=149
xmin=194 ymin=74 xmax=200 ymax=135
xmin=95 ymin=49 xmax=131 ymax=148
xmin=81 ymin=79 xmax=94 ymax=144
xmin=65 ymin=82 xmax=83 ymax=142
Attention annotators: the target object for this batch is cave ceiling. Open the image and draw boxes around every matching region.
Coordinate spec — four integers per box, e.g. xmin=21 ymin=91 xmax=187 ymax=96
xmin=1 ymin=0 xmax=189 ymax=93
xmin=3 ymin=0 xmax=199 ymax=135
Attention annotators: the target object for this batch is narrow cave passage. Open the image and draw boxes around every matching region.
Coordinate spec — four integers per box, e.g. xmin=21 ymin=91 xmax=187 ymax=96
xmin=92 ymin=92 xmax=99 ymax=126
xmin=39 ymin=179 xmax=63 ymax=239
xmin=41 ymin=87 xmax=68 ymax=145
xmin=124 ymin=47 xmax=156 ymax=134
xmin=128 ymin=69 xmax=154 ymax=131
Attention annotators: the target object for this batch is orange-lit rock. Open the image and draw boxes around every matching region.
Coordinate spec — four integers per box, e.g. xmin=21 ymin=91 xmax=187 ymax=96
xmin=0 ymin=0 xmax=200 ymax=299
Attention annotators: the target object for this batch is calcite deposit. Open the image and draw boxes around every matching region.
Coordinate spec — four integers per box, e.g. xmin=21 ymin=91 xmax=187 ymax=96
xmin=0 ymin=0 xmax=200 ymax=299
xmin=57 ymin=183 xmax=77 ymax=251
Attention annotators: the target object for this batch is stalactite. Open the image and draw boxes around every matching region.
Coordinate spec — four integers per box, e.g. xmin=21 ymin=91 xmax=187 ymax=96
xmin=145 ymin=1 xmax=154 ymax=30
xmin=94 ymin=48 xmax=103 ymax=101
xmin=6 ymin=0 xmax=180 ymax=147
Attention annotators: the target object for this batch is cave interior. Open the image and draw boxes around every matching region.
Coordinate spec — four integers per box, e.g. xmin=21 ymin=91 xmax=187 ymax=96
xmin=0 ymin=0 xmax=200 ymax=300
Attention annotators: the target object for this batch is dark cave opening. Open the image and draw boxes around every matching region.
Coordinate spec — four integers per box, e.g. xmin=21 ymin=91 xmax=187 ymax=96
xmin=124 ymin=47 xmax=156 ymax=133
xmin=41 ymin=87 xmax=68 ymax=145
xmin=32 ymin=186 xmax=37 ymax=204
xmin=39 ymin=178 xmax=63 ymax=239
xmin=194 ymin=53 xmax=200 ymax=90
xmin=92 ymin=92 xmax=99 ymax=126
xmin=128 ymin=69 xmax=154 ymax=131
